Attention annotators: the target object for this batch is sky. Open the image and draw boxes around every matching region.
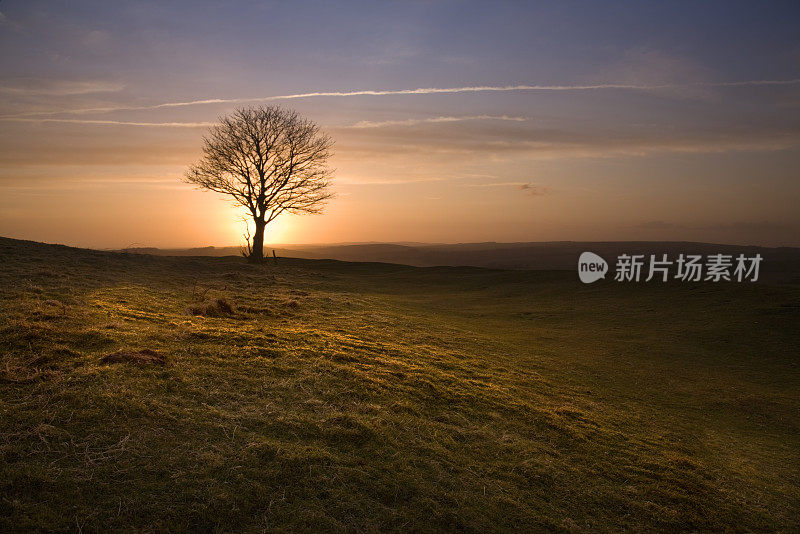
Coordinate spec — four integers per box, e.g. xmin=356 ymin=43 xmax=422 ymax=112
xmin=1 ymin=0 xmax=799 ymax=248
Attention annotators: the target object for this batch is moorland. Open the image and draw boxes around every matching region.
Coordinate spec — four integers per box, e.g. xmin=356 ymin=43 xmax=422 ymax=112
xmin=1 ymin=236 xmax=798 ymax=532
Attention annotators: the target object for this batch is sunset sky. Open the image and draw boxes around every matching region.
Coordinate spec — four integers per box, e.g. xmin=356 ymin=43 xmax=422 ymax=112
xmin=1 ymin=1 xmax=799 ymax=248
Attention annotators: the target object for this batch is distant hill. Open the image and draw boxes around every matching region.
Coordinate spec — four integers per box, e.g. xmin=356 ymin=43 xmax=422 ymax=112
xmin=118 ymin=241 xmax=800 ymax=279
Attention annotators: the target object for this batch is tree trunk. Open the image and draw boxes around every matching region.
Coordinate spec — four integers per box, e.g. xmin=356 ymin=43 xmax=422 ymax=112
xmin=249 ymin=219 xmax=266 ymax=263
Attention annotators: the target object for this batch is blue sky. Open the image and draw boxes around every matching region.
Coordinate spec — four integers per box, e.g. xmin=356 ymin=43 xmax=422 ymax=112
xmin=1 ymin=1 xmax=799 ymax=247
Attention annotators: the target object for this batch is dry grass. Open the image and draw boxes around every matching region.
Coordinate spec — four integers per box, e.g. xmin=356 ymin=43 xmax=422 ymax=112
xmin=100 ymin=349 xmax=166 ymax=365
xmin=0 ymin=236 xmax=798 ymax=532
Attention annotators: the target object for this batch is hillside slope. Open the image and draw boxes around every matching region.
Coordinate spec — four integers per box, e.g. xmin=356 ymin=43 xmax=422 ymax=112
xmin=1 ymin=236 xmax=799 ymax=531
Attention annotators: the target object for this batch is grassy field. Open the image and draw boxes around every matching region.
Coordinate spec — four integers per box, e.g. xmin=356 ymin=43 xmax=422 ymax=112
xmin=1 ymin=236 xmax=798 ymax=532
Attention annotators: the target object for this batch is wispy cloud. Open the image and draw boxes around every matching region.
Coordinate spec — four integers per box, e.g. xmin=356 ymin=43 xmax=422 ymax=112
xmin=336 ymin=175 xmax=447 ymax=185
xmin=1 ymin=115 xmax=529 ymax=129
xmin=464 ymin=181 xmax=551 ymax=196
xmin=336 ymin=117 xmax=800 ymax=159
xmin=519 ymin=183 xmax=551 ymax=196
xmin=351 ymin=115 xmax=528 ymax=128
xmin=6 ymin=79 xmax=800 ymax=118
xmin=0 ymin=78 xmax=124 ymax=96
xmin=4 ymin=115 xmax=797 ymax=169
xmin=0 ymin=118 xmax=215 ymax=127
xmin=465 ymin=181 xmax=530 ymax=187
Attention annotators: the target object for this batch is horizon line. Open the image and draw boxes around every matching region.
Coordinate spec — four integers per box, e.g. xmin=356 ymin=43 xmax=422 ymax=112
xmin=2 ymin=235 xmax=795 ymax=251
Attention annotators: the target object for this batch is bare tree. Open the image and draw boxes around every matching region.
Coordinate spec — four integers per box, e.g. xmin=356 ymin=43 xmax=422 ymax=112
xmin=185 ymin=106 xmax=334 ymax=262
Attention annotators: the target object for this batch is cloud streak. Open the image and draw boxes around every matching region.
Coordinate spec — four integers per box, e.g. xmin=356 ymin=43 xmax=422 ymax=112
xmin=5 ymin=79 xmax=800 ymax=118
xmin=465 ymin=181 xmax=530 ymax=187
xmin=0 ymin=118 xmax=215 ymax=128
xmin=0 ymin=115 xmax=528 ymax=129
xmin=0 ymin=79 xmax=124 ymax=96
xmin=464 ymin=181 xmax=551 ymax=196
xmin=335 ymin=118 xmax=800 ymax=160
xmin=350 ymin=115 xmax=528 ymax=128
xmin=3 ymin=114 xmax=798 ymax=169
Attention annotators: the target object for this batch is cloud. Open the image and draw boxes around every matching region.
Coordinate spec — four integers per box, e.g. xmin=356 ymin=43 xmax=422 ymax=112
xmin=518 ymin=183 xmax=551 ymax=196
xmin=465 ymin=181 xmax=530 ymax=187
xmin=3 ymin=110 xmax=798 ymax=170
xmin=334 ymin=118 xmax=800 ymax=159
xmin=1 ymin=114 xmax=528 ymax=130
xmin=351 ymin=115 xmax=528 ymax=128
xmin=335 ymin=175 xmax=447 ymax=185
xmin=0 ymin=78 xmax=125 ymax=96
xmin=8 ymin=114 xmax=795 ymax=159
xmin=1 ymin=118 xmax=215 ymax=128
xmin=0 ymin=176 xmax=184 ymax=191
xmin=6 ymin=78 xmax=799 ymax=118
xmin=464 ymin=181 xmax=551 ymax=196
xmin=0 ymin=136 xmax=199 ymax=167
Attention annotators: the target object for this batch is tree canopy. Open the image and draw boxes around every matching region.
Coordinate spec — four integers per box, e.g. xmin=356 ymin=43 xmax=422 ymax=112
xmin=185 ymin=106 xmax=333 ymax=261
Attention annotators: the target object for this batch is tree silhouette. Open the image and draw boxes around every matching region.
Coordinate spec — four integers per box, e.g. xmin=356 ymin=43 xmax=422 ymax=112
xmin=185 ymin=106 xmax=333 ymax=262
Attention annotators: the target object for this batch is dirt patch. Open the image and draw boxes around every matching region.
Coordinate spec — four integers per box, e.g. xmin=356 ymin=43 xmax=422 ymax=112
xmin=101 ymin=349 xmax=166 ymax=365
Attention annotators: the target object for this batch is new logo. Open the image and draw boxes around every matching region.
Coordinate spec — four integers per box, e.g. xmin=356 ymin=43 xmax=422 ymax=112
xmin=578 ymin=252 xmax=608 ymax=283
